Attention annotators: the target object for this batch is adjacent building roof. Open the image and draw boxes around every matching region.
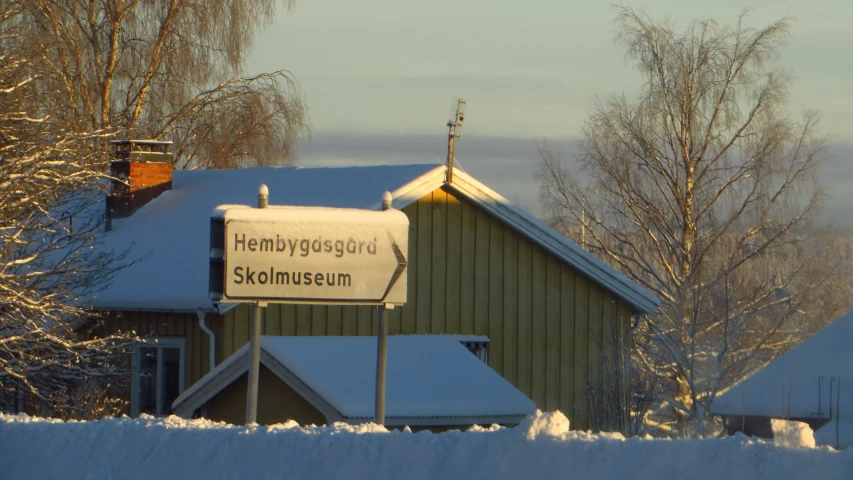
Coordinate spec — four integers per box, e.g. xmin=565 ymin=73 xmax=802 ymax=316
xmin=711 ymin=310 xmax=853 ymax=423
xmin=87 ymin=163 xmax=658 ymax=313
xmin=815 ymin=419 xmax=853 ymax=450
xmin=172 ymin=335 xmax=537 ymax=427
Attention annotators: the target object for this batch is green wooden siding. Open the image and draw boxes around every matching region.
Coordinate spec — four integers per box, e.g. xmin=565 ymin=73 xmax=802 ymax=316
xmin=205 ymin=366 xmax=327 ymax=427
xmin=107 ymin=186 xmax=635 ymax=430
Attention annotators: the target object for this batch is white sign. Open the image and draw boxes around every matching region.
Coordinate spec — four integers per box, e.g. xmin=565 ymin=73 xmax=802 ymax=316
xmin=211 ymin=206 xmax=408 ymax=304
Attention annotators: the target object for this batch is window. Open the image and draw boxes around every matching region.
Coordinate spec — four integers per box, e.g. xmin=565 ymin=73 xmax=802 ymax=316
xmin=455 ymin=336 xmax=491 ymax=364
xmin=131 ymin=338 xmax=185 ymax=417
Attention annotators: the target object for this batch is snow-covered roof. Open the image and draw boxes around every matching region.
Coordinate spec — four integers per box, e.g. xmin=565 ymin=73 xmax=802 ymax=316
xmin=87 ymin=164 xmax=442 ymax=311
xmin=815 ymin=419 xmax=853 ymax=450
xmin=86 ymin=163 xmax=658 ymax=313
xmin=172 ymin=335 xmax=536 ymax=426
xmin=711 ymin=311 xmax=853 ymax=421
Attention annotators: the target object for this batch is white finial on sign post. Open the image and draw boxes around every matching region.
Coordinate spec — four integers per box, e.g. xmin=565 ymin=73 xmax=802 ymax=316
xmin=382 ymin=191 xmax=392 ymax=211
xmin=258 ymin=184 xmax=269 ymax=209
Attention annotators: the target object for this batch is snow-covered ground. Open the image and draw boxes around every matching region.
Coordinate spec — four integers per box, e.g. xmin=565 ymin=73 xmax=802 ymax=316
xmin=2 ymin=411 xmax=850 ymax=479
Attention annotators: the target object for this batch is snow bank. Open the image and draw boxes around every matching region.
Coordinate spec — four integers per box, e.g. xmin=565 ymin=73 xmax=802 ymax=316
xmin=517 ymin=410 xmax=570 ymax=439
xmin=771 ymin=419 xmax=816 ymax=448
xmin=2 ymin=412 xmax=851 ymax=480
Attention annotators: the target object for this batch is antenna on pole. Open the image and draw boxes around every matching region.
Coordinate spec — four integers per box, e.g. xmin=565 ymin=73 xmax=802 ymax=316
xmin=446 ymin=98 xmax=466 ymax=184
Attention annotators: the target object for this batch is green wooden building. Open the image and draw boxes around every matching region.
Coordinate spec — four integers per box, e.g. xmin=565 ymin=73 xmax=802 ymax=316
xmin=88 ymin=153 xmax=657 ymax=431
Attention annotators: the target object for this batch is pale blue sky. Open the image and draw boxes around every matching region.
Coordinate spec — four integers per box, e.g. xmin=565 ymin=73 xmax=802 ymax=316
xmin=248 ymin=1 xmax=853 ymax=222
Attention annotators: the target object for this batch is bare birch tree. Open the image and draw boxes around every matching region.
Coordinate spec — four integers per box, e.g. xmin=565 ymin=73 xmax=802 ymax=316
xmin=19 ymin=0 xmax=307 ymax=169
xmin=0 ymin=17 xmax=137 ymax=408
xmin=537 ymin=8 xmax=852 ymax=435
xmin=1 ymin=0 xmax=307 ymax=415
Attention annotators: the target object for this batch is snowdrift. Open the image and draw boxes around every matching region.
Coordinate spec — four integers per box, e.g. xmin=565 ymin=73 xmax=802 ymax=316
xmin=2 ymin=411 xmax=851 ymax=479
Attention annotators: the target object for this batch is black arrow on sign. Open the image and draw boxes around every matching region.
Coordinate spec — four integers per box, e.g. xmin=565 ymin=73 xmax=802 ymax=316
xmin=379 ymin=231 xmax=407 ymax=302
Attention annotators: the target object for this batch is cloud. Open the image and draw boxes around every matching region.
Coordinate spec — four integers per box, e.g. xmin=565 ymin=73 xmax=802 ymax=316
xmin=298 ymin=131 xmax=573 ymax=162
xmin=296 ymin=132 xmax=559 ymax=214
xmin=296 ymin=132 xmax=853 ymax=228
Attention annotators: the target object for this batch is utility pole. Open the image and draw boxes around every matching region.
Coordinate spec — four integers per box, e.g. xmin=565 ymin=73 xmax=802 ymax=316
xmin=446 ymin=98 xmax=466 ymax=184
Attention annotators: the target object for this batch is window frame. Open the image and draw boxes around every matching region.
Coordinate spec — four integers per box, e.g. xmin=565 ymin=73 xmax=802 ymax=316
xmin=131 ymin=337 xmax=186 ymax=417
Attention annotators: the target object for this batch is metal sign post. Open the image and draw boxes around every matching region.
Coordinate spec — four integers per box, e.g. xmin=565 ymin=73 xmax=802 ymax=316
xmin=246 ymin=301 xmax=265 ymax=424
xmin=246 ymin=185 xmax=268 ymax=425
xmin=375 ymin=302 xmax=391 ymax=425
xmin=374 ymin=192 xmax=394 ymax=425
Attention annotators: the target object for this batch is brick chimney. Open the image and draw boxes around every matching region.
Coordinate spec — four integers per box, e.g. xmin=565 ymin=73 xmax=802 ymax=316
xmin=107 ymin=140 xmax=174 ymax=229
